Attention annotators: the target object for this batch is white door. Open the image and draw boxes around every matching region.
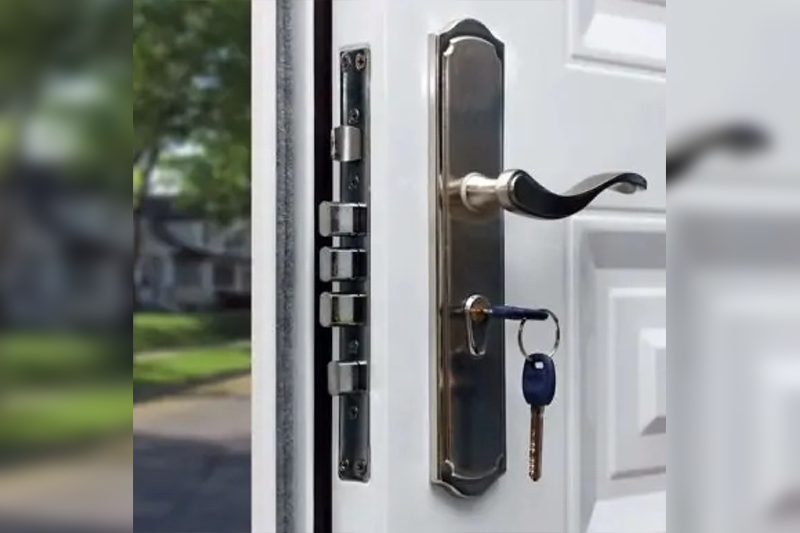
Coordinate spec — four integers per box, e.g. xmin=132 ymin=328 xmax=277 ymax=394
xmin=329 ymin=2 xmax=666 ymax=533
xmin=671 ymin=2 xmax=800 ymax=533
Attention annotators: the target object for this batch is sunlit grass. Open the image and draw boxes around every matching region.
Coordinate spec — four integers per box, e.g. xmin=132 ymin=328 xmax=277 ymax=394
xmin=0 ymin=316 xmax=250 ymax=460
xmin=133 ymin=344 xmax=251 ymax=386
xmin=0 ymin=385 xmax=132 ymax=455
xmin=133 ymin=311 xmax=250 ymax=353
xmin=0 ymin=333 xmax=122 ymax=390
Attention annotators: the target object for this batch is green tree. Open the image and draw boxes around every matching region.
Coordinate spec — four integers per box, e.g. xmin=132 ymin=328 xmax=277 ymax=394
xmin=133 ymin=0 xmax=251 ymax=221
xmin=0 ymin=0 xmax=130 ymax=178
xmin=133 ymin=0 xmax=251 ymax=312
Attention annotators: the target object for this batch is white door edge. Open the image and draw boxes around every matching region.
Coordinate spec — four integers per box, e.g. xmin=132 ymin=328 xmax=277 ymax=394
xmin=253 ymin=1 xmax=318 ymax=532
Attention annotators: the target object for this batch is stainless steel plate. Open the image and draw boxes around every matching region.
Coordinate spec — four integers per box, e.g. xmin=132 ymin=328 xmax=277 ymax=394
xmin=430 ymin=19 xmax=506 ymax=498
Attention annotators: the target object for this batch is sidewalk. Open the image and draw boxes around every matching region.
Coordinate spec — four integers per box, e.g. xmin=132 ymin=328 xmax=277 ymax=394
xmin=134 ymin=376 xmax=251 ymax=533
xmin=0 ymin=435 xmax=133 ymax=532
xmin=0 ymin=376 xmax=251 ymax=533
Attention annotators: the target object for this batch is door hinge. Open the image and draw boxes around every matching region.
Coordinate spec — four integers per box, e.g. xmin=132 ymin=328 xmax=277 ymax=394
xmin=318 ymin=46 xmax=371 ymax=483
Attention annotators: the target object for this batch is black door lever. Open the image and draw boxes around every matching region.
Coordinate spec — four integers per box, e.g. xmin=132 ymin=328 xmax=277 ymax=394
xmin=454 ymin=170 xmax=648 ymax=220
xmin=667 ymin=123 xmax=769 ymax=183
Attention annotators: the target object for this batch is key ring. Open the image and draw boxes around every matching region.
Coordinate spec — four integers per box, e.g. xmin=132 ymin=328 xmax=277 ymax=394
xmin=517 ymin=309 xmax=561 ymax=361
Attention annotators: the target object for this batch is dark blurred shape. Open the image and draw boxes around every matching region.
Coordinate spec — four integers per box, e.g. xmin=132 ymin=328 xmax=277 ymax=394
xmin=216 ymin=292 xmax=251 ymax=311
xmin=0 ymin=162 xmax=130 ymax=332
xmin=769 ymin=489 xmax=800 ymax=524
xmin=667 ymin=122 xmax=770 ymax=183
xmin=135 ymin=196 xmax=251 ymax=314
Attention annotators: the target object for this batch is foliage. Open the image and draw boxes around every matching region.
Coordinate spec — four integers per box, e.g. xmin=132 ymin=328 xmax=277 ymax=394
xmin=133 ymin=0 xmax=251 ymax=221
xmin=0 ymin=0 xmax=131 ymax=188
xmin=133 ymin=166 xmax=145 ymax=206
xmin=0 ymin=0 xmax=251 ymax=214
xmin=162 ymin=137 xmax=251 ymax=223
xmin=0 ymin=0 xmax=129 ymax=99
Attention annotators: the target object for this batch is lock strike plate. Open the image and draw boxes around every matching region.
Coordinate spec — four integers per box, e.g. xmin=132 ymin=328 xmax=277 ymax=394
xmin=319 ymin=46 xmax=371 ymax=483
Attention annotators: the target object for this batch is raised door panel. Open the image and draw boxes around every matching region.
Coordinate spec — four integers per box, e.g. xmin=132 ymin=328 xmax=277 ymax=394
xmin=570 ymin=0 xmax=666 ymax=74
xmin=674 ymin=195 xmax=800 ymax=533
xmin=569 ymin=214 xmax=667 ymax=533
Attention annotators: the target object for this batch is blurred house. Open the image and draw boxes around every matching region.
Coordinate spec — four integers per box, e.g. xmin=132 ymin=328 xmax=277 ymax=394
xmin=0 ymin=166 xmax=251 ymax=329
xmin=0 ymin=167 xmax=127 ymax=328
xmin=136 ymin=197 xmax=251 ymax=312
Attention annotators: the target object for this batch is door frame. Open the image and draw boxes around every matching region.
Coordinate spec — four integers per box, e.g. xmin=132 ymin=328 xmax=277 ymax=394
xmin=253 ymin=1 xmax=334 ymax=532
xmin=251 ymin=0 xmax=278 ymax=531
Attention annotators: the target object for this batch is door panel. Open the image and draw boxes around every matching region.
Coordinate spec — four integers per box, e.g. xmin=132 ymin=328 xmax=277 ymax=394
xmin=331 ymin=1 xmax=665 ymax=532
xmin=569 ymin=0 xmax=666 ymax=73
xmin=670 ymin=3 xmax=800 ymax=531
xmin=568 ymin=214 xmax=666 ymax=533
xmin=673 ymin=191 xmax=800 ymax=533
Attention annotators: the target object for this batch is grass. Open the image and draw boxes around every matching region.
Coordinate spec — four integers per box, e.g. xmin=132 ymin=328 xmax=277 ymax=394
xmin=0 ymin=333 xmax=123 ymax=390
xmin=133 ymin=311 xmax=251 ymax=353
xmin=0 ymin=384 xmax=132 ymax=457
xmin=133 ymin=344 xmax=251 ymax=386
xmin=0 ymin=314 xmax=250 ymax=462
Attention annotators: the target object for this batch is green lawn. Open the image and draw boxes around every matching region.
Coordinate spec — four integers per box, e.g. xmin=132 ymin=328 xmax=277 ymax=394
xmin=134 ymin=344 xmax=251 ymax=386
xmin=0 ymin=313 xmax=250 ymax=461
xmin=0 ymin=334 xmax=122 ymax=390
xmin=0 ymin=384 xmax=132 ymax=456
xmin=133 ymin=311 xmax=251 ymax=353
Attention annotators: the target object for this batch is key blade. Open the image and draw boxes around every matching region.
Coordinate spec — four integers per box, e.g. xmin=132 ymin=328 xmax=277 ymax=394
xmin=529 ymin=406 xmax=545 ymax=482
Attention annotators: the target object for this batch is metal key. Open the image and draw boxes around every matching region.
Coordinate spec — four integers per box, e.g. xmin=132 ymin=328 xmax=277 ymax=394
xmin=522 ymin=352 xmax=557 ymax=482
xmin=485 ymin=305 xmax=550 ymax=322
xmin=462 ymin=296 xmax=551 ymax=357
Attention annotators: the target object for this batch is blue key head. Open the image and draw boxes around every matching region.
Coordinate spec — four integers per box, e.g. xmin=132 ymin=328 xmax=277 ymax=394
xmin=522 ymin=353 xmax=557 ymax=407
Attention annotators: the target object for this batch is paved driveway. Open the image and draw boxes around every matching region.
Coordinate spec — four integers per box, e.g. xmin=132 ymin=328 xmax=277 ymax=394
xmin=134 ymin=378 xmax=251 ymax=533
xmin=0 ymin=377 xmax=251 ymax=533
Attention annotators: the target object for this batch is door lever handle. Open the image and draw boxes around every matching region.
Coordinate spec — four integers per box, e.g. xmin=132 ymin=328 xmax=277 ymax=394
xmin=667 ymin=122 xmax=768 ymax=183
xmin=455 ymin=170 xmax=648 ymax=220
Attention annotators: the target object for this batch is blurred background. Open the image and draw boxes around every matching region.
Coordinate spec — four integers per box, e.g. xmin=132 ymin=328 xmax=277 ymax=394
xmin=672 ymin=2 xmax=800 ymax=532
xmin=0 ymin=0 xmax=251 ymax=531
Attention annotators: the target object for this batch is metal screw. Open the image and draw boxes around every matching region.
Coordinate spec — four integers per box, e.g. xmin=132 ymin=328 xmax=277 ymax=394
xmin=347 ymin=108 xmax=360 ymax=125
xmin=341 ymin=53 xmax=352 ymax=71
xmin=348 ymin=340 xmax=359 ymax=355
xmin=355 ymin=52 xmax=367 ymax=71
xmin=339 ymin=459 xmax=350 ymax=474
xmin=348 ymin=406 xmax=360 ymax=420
xmin=348 ymin=174 xmax=360 ymax=191
xmin=354 ymin=460 xmax=368 ymax=477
